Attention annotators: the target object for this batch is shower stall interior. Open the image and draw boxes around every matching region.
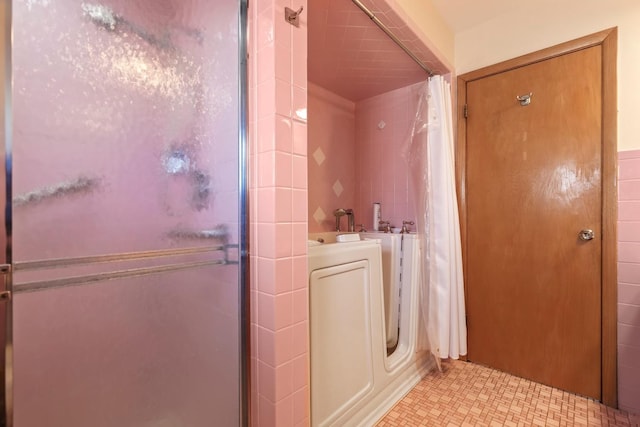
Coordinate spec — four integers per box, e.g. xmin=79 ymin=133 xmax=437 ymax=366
xmin=1 ymin=1 xmax=247 ymax=426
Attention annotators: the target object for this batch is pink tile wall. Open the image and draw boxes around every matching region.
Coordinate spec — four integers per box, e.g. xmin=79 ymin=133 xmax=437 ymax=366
xmin=307 ymin=84 xmax=357 ymax=232
xmin=249 ymin=1 xmax=309 ymax=426
xmin=307 ymin=81 xmax=423 ymax=233
xmin=618 ymin=149 xmax=640 ymax=415
xmin=354 ymin=81 xmax=423 ymax=231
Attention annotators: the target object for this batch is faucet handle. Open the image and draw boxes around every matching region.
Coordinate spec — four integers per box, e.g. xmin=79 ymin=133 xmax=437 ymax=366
xmin=356 ymin=224 xmax=367 ymax=232
xmin=379 ymin=220 xmax=391 ymax=233
xmin=401 ymin=220 xmax=415 ymax=233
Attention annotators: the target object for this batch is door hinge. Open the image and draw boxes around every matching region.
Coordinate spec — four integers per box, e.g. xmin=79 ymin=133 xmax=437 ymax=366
xmin=463 ymin=104 xmax=468 ymax=119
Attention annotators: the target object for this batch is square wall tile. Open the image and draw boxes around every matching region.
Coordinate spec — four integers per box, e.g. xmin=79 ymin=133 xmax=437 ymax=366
xmin=293 ymin=386 xmax=310 ymax=424
xmin=292 ymin=39 xmax=307 ymax=90
xmin=257 ymin=257 xmax=277 ymax=294
xmin=292 ymin=189 xmax=308 ymax=222
xmin=275 ymin=361 xmax=294 ymax=401
xmin=292 ymin=155 xmax=308 ymax=189
xmin=257 ymin=79 xmax=276 ymax=120
xmin=276 ymin=115 xmax=293 ymax=152
xmin=257 ymin=6 xmax=275 ymax=49
xmin=275 ymin=257 xmax=294 ymax=294
xmin=274 ymin=292 xmax=293 ymax=330
xmin=276 ymin=79 xmax=292 ymax=118
xmin=619 ymin=242 xmax=640 ymax=264
xmin=275 ymin=223 xmax=293 ymax=258
xmin=292 ymin=256 xmax=308 ymax=290
xmin=258 ymin=395 xmax=276 ymax=427
xmin=275 ymin=151 xmax=293 ymax=187
xmin=257 ymin=223 xmax=277 ymax=259
xmin=275 ymin=188 xmax=293 ymax=222
xmin=258 ymin=292 xmax=276 ymax=331
xmin=274 ymin=326 xmax=294 ymax=366
xmin=258 ymin=115 xmax=276 ymax=153
xmin=291 ymin=321 xmax=308 ymax=358
xmin=292 ymin=86 xmax=307 ymax=123
xmin=292 ymin=289 xmax=308 ymax=324
xmin=292 ymin=355 xmax=309 ymax=392
xmin=258 ymin=326 xmax=277 ymax=368
xmin=257 ymin=42 xmax=276 ymax=85
xmin=275 ymin=42 xmax=292 ymax=83
xmin=257 ymin=188 xmax=276 ymax=223
xmin=258 ymin=361 xmax=277 ymax=403
xmin=292 ymin=120 xmax=307 ymax=156
xmin=258 ymin=151 xmax=276 ymax=188
xmin=292 ymin=223 xmax=308 ymax=257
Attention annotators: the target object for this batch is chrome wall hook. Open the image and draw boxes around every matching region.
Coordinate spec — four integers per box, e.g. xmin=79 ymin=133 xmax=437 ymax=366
xmin=516 ymin=93 xmax=533 ymax=106
xmin=285 ymin=6 xmax=304 ymax=27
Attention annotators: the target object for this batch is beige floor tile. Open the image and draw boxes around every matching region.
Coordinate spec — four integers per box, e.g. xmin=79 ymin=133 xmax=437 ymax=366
xmin=375 ymin=360 xmax=639 ymax=427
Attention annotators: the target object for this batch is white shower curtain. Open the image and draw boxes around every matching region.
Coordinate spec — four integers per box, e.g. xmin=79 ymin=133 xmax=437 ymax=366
xmin=404 ymin=76 xmax=467 ymax=365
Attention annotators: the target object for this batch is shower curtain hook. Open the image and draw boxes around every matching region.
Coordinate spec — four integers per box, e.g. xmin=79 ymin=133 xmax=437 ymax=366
xmin=285 ymin=6 xmax=304 ymax=27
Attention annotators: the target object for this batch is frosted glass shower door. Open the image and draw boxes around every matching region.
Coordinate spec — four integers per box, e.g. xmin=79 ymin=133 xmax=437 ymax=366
xmin=8 ymin=1 xmax=246 ymax=426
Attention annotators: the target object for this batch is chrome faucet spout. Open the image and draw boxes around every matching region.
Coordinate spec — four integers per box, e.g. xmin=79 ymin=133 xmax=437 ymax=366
xmin=345 ymin=209 xmax=355 ymax=232
xmin=334 ymin=208 xmax=347 ymax=231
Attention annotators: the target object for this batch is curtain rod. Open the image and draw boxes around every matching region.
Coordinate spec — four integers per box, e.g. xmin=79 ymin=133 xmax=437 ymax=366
xmin=351 ymin=0 xmax=435 ymax=77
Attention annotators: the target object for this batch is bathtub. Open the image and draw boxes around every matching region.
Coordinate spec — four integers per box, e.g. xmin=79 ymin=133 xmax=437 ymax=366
xmin=308 ymin=232 xmax=434 ymax=426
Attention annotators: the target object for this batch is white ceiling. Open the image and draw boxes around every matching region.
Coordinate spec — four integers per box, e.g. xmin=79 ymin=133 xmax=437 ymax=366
xmin=430 ymin=0 xmax=519 ymax=33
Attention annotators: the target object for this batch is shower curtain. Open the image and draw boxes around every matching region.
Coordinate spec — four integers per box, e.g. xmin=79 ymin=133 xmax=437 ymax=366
xmin=404 ymin=76 xmax=467 ymax=365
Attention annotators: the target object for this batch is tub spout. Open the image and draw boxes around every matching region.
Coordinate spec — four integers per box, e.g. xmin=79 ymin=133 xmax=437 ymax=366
xmin=345 ymin=209 xmax=355 ymax=232
xmin=334 ymin=208 xmax=346 ymax=231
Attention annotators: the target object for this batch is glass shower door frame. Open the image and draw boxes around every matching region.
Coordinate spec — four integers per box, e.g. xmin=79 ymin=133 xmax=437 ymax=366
xmin=1 ymin=1 xmax=13 ymax=426
xmin=0 ymin=0 xmax=249 ymax=425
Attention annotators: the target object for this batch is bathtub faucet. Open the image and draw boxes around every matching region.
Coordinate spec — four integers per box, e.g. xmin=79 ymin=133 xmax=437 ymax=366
xmin=334 ymin=208 xmax=355 ymax=232
xmin=334 ymin=208 xmax=346 ymax=231
xmin=345 ymin=209 xmax=355 ymax=232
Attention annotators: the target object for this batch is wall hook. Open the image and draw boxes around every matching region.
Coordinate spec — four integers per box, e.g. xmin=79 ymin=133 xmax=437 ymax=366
xmin=516 ymin=93 xmax=533 ymax=106
xmin=285 ymin=6 xmax=304 ymax=27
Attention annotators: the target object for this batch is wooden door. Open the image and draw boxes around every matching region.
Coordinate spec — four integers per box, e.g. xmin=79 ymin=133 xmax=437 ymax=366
xmin=464 ymin=46 xmax=603 ymax=399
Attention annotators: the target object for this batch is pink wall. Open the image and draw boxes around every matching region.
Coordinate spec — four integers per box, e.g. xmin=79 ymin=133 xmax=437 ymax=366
xmin=248 ymin=1 xmax=309 ymax=426
xmin=307 ymin=84 xmax=356 ymax=232
xmin=618 ymin=149 xmax=640 ymax=415
xmin=307 ymin=81 xmax=422 ymax=233
xmin=355 ymin=82 xmax=422 ymax=231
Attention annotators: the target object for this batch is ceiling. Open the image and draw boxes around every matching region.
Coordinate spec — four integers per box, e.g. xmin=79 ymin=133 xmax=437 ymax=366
xmin=307 ymin=0 xmax=526 ymax=101
xmin=307 ymin=0 xmax=448 ymax=102
xmin=430 ymin=0 xmax=516 ymax=33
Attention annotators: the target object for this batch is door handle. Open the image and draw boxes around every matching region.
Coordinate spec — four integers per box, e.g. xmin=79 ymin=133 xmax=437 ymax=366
xmin=579 ymin=229 xmax=595 ymax=241
xmin=0 ymin=264 xmax=10 ymax=302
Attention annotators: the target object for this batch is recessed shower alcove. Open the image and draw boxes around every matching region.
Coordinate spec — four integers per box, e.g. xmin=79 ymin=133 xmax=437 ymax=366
xmin=307 ymin=0 xmax=449 ymax=234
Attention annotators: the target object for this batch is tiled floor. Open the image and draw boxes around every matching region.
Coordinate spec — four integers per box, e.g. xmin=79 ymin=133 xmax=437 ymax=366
xmin=376 ymin=360 xmax=640 ymax=427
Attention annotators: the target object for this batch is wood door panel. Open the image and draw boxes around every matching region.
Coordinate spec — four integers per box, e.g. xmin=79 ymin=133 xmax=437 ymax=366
xmin=465 ymin=46 xmax=602 ymax=399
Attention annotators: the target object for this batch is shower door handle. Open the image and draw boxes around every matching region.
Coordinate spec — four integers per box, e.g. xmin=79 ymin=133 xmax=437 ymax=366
xmin=0 ymin=264 xmax=10 ymax=302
